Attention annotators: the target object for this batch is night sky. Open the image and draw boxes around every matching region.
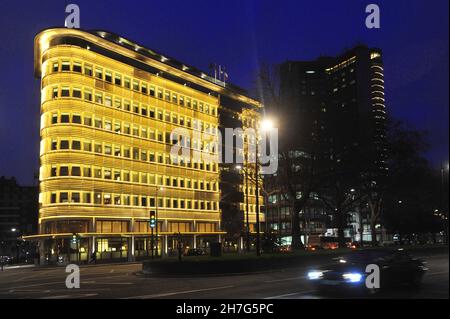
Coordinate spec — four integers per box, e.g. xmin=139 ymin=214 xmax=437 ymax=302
xmin=0 ymin=0 xmax=448 ymax=185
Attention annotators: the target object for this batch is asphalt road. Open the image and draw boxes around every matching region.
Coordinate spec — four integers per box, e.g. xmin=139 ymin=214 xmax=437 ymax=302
xmin=0 ymin=252 xmax=447 ymax=299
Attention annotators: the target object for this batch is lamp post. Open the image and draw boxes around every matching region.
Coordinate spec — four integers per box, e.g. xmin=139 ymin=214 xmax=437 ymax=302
xmin=441 ymin=162 xmax=449 ymax=244
xmin=254 ymin=118 xmax=274 ymax=257
xmin=155 ymin=187 xmax=163 ymax=257
xmin=236 ymin=165 xmax=250 ymax=252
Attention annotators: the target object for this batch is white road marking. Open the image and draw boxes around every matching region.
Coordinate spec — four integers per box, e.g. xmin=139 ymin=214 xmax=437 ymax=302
xmin=124 ymin=285 xmax=235 ymax=299
xmin=40 ymin=293 xmax=98 ymax=299
xmin=427 ymin=271 xmax=449 ymax=276
xmin=264 ymin=276 xmax=305 ymax=283
xmin=264 ymin=290 xmax=316 ymax=299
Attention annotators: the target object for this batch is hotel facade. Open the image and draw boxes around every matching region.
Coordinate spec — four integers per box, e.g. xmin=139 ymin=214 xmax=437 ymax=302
xmin=29 ymin=28 xmax=263 ymax=263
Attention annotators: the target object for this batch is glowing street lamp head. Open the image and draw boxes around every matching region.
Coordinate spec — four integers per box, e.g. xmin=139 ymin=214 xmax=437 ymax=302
xmin=235 ymin=165 xmax=242 ymax=170
xmin=260 ymin=118 xmax=274 ymax=131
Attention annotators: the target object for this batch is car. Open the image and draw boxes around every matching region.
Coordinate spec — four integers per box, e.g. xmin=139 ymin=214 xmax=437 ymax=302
xmin=0 ymin=255 xmax=12 ymax=264
xmin=306 ymin=249 xmax=428 ymax=295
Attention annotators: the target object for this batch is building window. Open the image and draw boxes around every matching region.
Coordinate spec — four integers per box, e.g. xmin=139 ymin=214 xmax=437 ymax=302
xmin=72 ymin=114 xmax=81 ymax=124
xmin=73 ymin=62 xmax=82 ymax=73
xmin=94 ymin=143 xmax=102 ymax=153
xmin=83 ymin=167 xmax=91 ymax=177
xmin=132 ymin=80 xmax=139 ymax=91
xmin=114 ymin=74 xmax=122 ymax=86
xmin=105 ymin=71 xmax=112 ymax=83
xmin=51 ymin=113 xmax=58 ymax=124
xmin=52 ymin=87 xmax=58 ymax=98
xmin=60 ymin=192 xmax=69 ymax=203
xmin=61 ymin=87 xmax=70 ymax=97
xmin=71 ymin=192 xmax=81 ymax=203
xmin=95 ymin=67 xmax=103 ymax=79
xmin=84 ymin=64 xmax=93 ymax=76
xmin=83 ymin=193 xmax=91 ymax=204
xmin=61 ymin=61 xmax=70 ymax=71
xmin=72 ymin=140 xmax=81 ymax=150
xmin=84 ymin=116 xmax=92 ymax=126
xmin=83 ymin=141 xmax=92 ymax=152
xmin=95 ymin=93 xmax=103 ymax=104
xmin=124 ymin=77 xmax=131 ymax=89
xmin=51 ymin=140 xmax=57 ymax=150
xmin=60 ymin=140 xmax=69 ymax=149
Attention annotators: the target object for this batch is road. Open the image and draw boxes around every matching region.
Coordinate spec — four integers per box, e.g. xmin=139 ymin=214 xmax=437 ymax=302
xmin=0 ymin=253 xmax=447 ymax=299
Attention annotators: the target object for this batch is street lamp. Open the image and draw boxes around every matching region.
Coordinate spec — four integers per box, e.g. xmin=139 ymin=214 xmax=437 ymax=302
xmin=150 ymin=186 xmax=164 ymax=259
xmin=254 ymin=117 xmax=275 ymax=257
xmin=235 ymin=164 xmax=251 ymax=252
xmin=155 ymin=187 xmax=163 ymax=257
xmin=441 ymin=162 xmax=449 ymax=244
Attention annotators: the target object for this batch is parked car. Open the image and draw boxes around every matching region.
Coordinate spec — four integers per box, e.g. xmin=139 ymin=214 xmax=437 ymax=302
xmin=307 ymin=248 xmax=427 ymax=295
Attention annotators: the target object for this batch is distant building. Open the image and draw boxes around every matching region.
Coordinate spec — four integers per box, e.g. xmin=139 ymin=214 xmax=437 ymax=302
xmin=266 ymin=45 xmax=387 ymax=245
xmin=0 ymin=177 xmax=38 ymax=261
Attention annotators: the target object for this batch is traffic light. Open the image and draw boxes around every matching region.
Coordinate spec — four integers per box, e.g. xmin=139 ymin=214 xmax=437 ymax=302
xmin=149 ymin=211 xmax=157 ymax=229
xmin=71 ymin=233 xmax=78 ymax=244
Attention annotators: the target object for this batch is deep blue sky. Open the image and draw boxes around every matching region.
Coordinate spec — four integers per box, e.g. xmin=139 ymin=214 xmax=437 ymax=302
xmin=0 ymin=0 xmax=448 ymax=185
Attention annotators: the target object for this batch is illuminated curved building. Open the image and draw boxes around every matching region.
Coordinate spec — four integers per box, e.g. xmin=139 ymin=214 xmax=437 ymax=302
xmin=30 ymin=28 xmax=262 ymax=262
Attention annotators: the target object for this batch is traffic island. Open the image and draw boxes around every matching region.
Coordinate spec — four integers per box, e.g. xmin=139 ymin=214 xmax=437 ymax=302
xmin=142 ymin=245 xmax=448 ymax=276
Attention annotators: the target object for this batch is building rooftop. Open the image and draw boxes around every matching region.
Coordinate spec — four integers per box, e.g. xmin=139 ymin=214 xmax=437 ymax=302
xmin=34 ymin=28 xmax=261 ymax=108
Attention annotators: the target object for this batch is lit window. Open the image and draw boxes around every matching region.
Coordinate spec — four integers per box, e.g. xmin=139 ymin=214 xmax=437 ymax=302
xmin=132 ymin=80 xmax=139 ymax=91
xmin=51 ymin=113 xmax=58 ymax=124
xmin=73 ymin=88 xmax=82 ymax=98
xmin=124 ymin=77 xmax=131 ymax=89
xmin=95 ymin=67 xmax=103 ymax=79
xmin=72 ymin=193 xmax=80 ymax=203
xmin=60 ymin=114 xmax=70 ymax=123
xmin=84 ymin=64 xmax=93 ymax=76
xmin=61 ymin=87 xmax=70 ymax=97
xmin=73 ymin=62 xmax=82 ymax=73
xmin=105 ymin=71 xmax=112 ymax=83
xmin=61 ymin=61 xmax=70 ymax=71
xmin=72 ymin=140 xmax=81 ymax=150
xmin=83 ymin=141 xmax=92 ymax=152
xmin=84 ymin=89 xmax=92 ymax=101
xmin=60 ymin=192 xmax=69 ymax=203
xmin=114 ymin=74 xmax=122 ymax=86
xmin=71 ymin=166 xmax=81 ymax=176
xmin=60 ymin=166 xmax=69 ymax=176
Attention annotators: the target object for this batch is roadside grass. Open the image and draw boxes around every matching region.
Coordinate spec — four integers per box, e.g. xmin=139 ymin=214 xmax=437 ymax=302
xmin=145 ymin=244 xmax=448 ymax=264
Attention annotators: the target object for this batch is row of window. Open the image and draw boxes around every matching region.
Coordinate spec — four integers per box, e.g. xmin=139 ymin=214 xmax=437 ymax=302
xmin=238 ymin=202 xmax=264 ymax=214
xmin=47 ymin=164 xmax=218 ymax=191
xmin=47 ymin=138 xmax=219 ymax=173
xmin=48 ymin=86 xmax=219 ymax=134
xmin=43 ymin=219 xmax=217 ymax=234
xmin=47 ymin=191 xmax=219 ymax=211
xmin=48 ymin=111 xmax=218 ymax=152
xmin=47 ymin=59 xmax=218 ymax=116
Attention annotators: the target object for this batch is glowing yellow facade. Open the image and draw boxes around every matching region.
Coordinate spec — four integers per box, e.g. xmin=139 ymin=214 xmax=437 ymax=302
xmin=31 ymin=28 xmax=262 ymax=261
